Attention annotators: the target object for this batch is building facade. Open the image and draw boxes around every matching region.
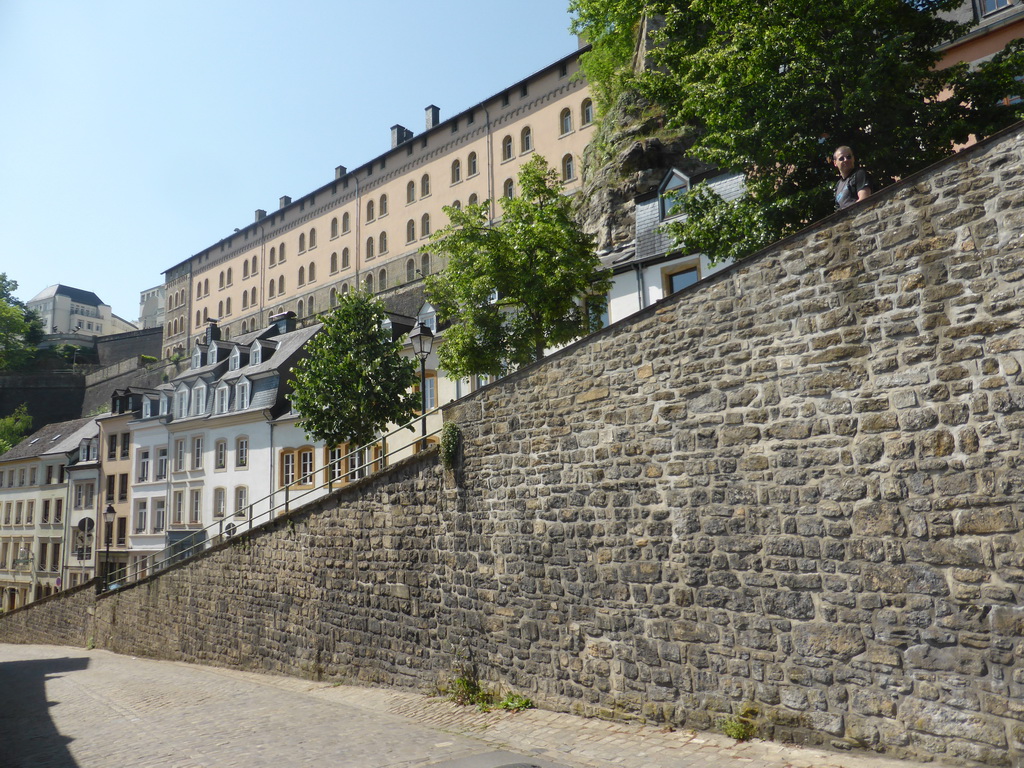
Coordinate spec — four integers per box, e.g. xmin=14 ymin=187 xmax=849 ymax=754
xmin=27 ymin=285 xmax=137 ymax=338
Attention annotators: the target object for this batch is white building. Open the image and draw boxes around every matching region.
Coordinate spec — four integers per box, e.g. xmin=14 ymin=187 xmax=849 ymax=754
xmin=27 ymin=284 xmax=138 ymax=337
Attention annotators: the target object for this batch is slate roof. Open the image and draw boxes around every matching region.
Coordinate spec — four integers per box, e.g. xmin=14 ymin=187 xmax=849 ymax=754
xmin=28 ymin=285 xmax=106 ymax=307
xmin=0 ymin=417 xmax=96 ymax=463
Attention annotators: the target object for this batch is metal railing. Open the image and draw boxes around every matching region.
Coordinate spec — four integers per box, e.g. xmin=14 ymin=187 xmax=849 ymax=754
xmin=100 ymin=409 xmax=441 ymax=591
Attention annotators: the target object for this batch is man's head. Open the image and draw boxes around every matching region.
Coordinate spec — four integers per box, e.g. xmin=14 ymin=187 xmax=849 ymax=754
xmin=833 ymin=146 xmax=856 ymax=179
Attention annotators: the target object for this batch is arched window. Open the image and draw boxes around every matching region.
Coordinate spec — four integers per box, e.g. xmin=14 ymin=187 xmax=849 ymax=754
xmin=203 ymin=307 xmax=209 ymax=322
xmin=407 ymin=259 xmax=416 ymax=282
xmin=451 ymin=159 xmax=461 ymax=184
xmin=331 ymin=217 xmax=338 ymax=238
xmin=309 ymin=228 xmax=316 ymax=248
xmin=452 ymin=200 xmax=461 ymax=211
xmin=279 ymin=242 xmax=286 ymax=262
xmin=240 ymin=319 xmax=247 ymax=333
xmin=330 ymin=252 xmax=338 ymax=273
xmin=341 ymin=283 xmax=349 ymax=296
xmin=298 ymin=266 xmax=306 ymax=286
xmin=308 ymin=295 xmax=314 ymax=315
xmin=379 ymin=231 xmax=388 ymax=254
xmin=468 ymin=192 xmax=478 ymax=206
xmin=219 ymin=272 xmax=225 ymax=289
xmin=226 ymin=298 xmax=231 ymax=315
xmin=379 ymin=194 xmax=388 ymax=216
xmin=251 ymin=256 xmax=257 ymax=274
xmin=204 ymin=279 xmax=209 ymax=295
xmin=366 ymin=199 xmax=375 ymax=221
xmin=297 ymin=299 xmax=304 ymax=318
xmin=562 ymin=153 xmax=576 ymax=181
xmin=329 ymin=288 xmax=337 ymax=307
xmin=309 ymin=262 xmax=316 ymax=282
xmin=243 ymin=292 xmax=249 ymax=309
xmin=196 ymin=310 xmax=201 ymax=326
xmin=299 ymin=232 xmax=306 ymax=252
xmin=227 ymin=267 xmax=232 ymax=285
xmin=243 ymin=261 xmax=249 ymax=278
xmin=342 ymin=248 xmax=350 ymax=269
xmin=365 ymin=273 xmax=374 ymax=293
xmin=504 ymin=178 xmax=515 ymax=198
xmin=197 ymin=284 xmax=202 ymax=299
xmin=269 ymin=282 xmax=276 ymax=299
xmin=406 ymin=181 xmax=416 ymax=204
xmin=468 ymin=152 xmax=478 ymax=176
xmin=250 ymin=287 xmax=256 ymax=306
xmin=342 ymin=212 xmax=350 ymax=233
xmin=521 ymin=126 xmax=532 ymax=152
xmin=582 ymin=98 xmax=594 ymax=126
xmin=277 ymin=276 xmax=284 ymax=294
xmin=421 ymin=253 xmax=431 ymax=276
xmin=269 ymin=246 xmax=276 ymax=266
xmin=366 ymin=237 xmax=374 ymax=259
xmin=502 ymin=135 xmax=514 ymax=161
xmin=378 ymin=268 xmax=387 ymax=289
xmin=421 ymin=213 xmax=430 ymax=238
xmin=560 ymin=108 xmax=573 ymax=135
xmin=218 ymin=300 xmax=224 ymax=316
xmin=421 ymin=174 xmax=430 ymax=197
xmin=406 ymin=219 xmax=416 ymax=243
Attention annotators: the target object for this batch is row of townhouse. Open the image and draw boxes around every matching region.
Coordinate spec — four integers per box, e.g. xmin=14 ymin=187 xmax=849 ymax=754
xmin=0 ymin=311 xmax=432 ymax=609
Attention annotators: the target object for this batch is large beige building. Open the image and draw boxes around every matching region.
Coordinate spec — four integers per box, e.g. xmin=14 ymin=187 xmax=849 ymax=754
xmin=161 ymin=48 xmax=595 ymax=359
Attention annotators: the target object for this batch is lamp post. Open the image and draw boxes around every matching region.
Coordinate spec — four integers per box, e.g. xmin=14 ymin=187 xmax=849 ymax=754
xmin=96 ymin=504 xmax=115 ymax=594
xmin=409 ymin=321 xmax=434 ymax=445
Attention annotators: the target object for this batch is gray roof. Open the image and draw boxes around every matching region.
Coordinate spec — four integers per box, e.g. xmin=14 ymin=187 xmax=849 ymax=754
xmin=28 ymin=284 xmax=106 ymax=306
xmin=0 ymin=417 xmax=96 ymax=463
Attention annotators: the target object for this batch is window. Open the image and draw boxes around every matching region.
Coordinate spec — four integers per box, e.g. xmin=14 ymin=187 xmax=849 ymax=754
xmin=135 ymin=500 xmax=147 ymax=533
xmin=366 ymin=199 xmax=375 ymax=221
xmin=214 ymin=488 xmax=226 ymax=518
xmin=560 ymin=108 xmax=573 ymax=135
xmin=251 ymin=256 xmax=257 ymax=275
xmin=157 ymin=448 xmax=168 ymax=480
xmin=215 ymin=439 xmax=227 ymax=469
xmin=503 ymin=178 xmax=515 ymax=198
xmin=192 ymin=383 xmax=207 ymax=415
xmin=282 ymin=452 xmax=295 ymax=486
xmin=26 ymin=501 xmax=33 ymax=524
xmin=215 ymin=385 xmax=229 ymax=413
xmin=251 ymin=342 xmax=262 ymax=364
xmin=421 ymin=174 xmax=430 ymax=197
xmin=664 ymin=265 xmax=699 ymax=295
xmin=502 ymin=135 xmax=514 ymax=161
xmin=418 ymin=302 xmax=437 ymax=332
xmin=298 ymin=266 xmax=306 ymax=286
xmin=468 ymin=152 xmax=478 ymax=176
xmin=189 ymin=489 xmax=201 ymax=524
xmin=521 ymin=126 xmax=532 ymax=152
xmin=218 ymin=300 xmax=224 ymax=317
xmin=406 ymin=181 xmax=416 ymax=204
xmin=192 ymin=435 xmax=204 ymax=470
xmin=468 ymin=193 xmax=478 ymax=206
xmin=660 ymin=170 xmax=689 ymax=220
xmin=298 ymin=299 xmax=304 ymax=318
xmin=138 ymin=450 xmax=150 ymax=482
xmin=250 ymin=287 xmax=257 ymax=306
xmin=983 ymin=0 xmax=1010 ymax=13
xmin=277 ymin=276 xmax=284 ymax=295
xmin=421 ymin=213 xmax=431 ymax=238
xmin=422 ymin=371 xmax=437 ymax=411
xmin=174 ymin=439 xmax=186 ymax=472
xmin=234 ymin=486 xmax=249 ymax=517
xmin=342 ymin=212 xmax=351 ymax=233
xmin=379 ymin=194 xmax=388 ymax=216
xmin=407 ymin=259 xmax=416 ymax=282
xmin=365 ymin=273 xmax=374 ymax=293
xmin=309 ymin=228 xmax=317 ymax=248
xmin=582 ymin=98 xmax=594 ymax=126
xmin=379 ymin=268 xmax=387 ymax=289
xmin=451 ymin=159 xmax=461 ymax=184
xmin=119 ymin=473 xmax=128 ymax=501
xmin=107 ymin=435 xmax=117 ymax=460
xmin=331 ymin=217 xmax=338 ymax=238
xmin=29 ymin=467 xmax=36 ymax=485
xmin=279 ymin=243 xmax=286 ymax=262
xmin=219 ymin=271 xmax=225 ymax=289
xmin=366 ymin=237 xmax=374 ymax=260
xmin=406 ymin=219 xmax=416 ymax=243
xmin=299 ymin=449 xmax=314 ymax=485
xmin=326 ymin=446 xmax=344 ymax=483
xmin=153 ymin=499 xmax=165 ymax=532
xmin=236 ymin=380 xmax=250 ymax=409
xmin=172 ymin=491 xmax=184 ymax=524
xmin=562 ymin=153 xmax=576 ymax=181
xmin=54 ymin=498 xmax=63 ymax=523
xmin=330 ymin=252 xmax=338 ymax=273
xmin=227 ymin=267 xmax=233 ymax=285
xmin=379 ymin=231 xmax=388 ymax=254
xmin=451 ymin=200 xmax=461 ymax=211
xmin=330 ymin=287 xmax=338 ymax=307
xmin=243 ymin=261 xmax=249 ymax=279
xmin=106 ymin=474 xmax=116 ymax=503
xmin=42 ymin=499 xmax=50 ymax=524
xmin=175 ymin=388 xmax=189 ymax=418
xmin=421 ymin=253 xmax=431 ymax=277
xmin=342 ymin=248 xmax=350 ymax=269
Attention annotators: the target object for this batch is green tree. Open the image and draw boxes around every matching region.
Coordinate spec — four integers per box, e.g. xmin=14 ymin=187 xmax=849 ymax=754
xmin=569 ymin=0 xmax=645 ymax=114
xmin=287 ymin=291 xmax=420 ymax=448
xmin=424 ymin=155 xmax=611 ymax=379
xmin=572 ymin=0 xmax=1024 ymax=264
xmin=0 ymin=273 xmax=40 ymax=370
xmin=0 ymin=404 xmax=32 ymax=456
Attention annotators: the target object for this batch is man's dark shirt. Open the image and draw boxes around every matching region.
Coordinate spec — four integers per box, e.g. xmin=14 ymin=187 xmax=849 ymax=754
xmin=835 ymin=168 xmax=871 ymax=210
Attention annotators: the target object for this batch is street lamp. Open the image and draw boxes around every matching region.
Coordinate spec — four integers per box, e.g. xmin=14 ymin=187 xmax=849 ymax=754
xmin=96 ymin=504 xmax=115 ymax=594
xmin=409 ymin=321 xmax=434 ymax=444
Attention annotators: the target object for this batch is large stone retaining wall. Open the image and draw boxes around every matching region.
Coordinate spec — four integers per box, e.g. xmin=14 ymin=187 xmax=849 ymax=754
xmin=3 ymin=124 xmax=1024 ymax=767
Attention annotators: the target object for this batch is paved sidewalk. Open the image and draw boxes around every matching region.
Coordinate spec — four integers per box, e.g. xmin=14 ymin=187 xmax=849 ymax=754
xmin=0 ymin=643 xmax=935 ymax=768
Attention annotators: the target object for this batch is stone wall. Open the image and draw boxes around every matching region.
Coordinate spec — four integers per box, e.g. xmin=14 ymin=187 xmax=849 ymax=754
xmin=0 ymin=372 xmax=85 ymax=426
xmin=3 ymin=125 xmax=1024 ymax=767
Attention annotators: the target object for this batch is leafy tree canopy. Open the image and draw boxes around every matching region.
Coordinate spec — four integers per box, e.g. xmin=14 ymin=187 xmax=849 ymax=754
xmin=424 ymin=155 xmax=612 ymax=379
xmin=287 ymin=290 xmax=420 ymax=449
xmin=572 ymin=0 xmax=1024 ymax=263
xmin=0 ymin=404 xmax=32 ymax=456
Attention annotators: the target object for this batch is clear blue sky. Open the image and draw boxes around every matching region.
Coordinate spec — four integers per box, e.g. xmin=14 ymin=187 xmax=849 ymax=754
xmin=0 ymin=1 xmax=580 ymax=322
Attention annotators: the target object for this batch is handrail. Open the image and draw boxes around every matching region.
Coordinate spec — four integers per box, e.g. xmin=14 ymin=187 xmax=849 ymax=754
xmin=102 ymin=409 xmax=442 ymax=590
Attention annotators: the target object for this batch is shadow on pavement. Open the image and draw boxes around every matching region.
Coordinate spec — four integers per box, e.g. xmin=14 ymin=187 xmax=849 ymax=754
xmin=0 ymin=655 xmax=90 ymax=768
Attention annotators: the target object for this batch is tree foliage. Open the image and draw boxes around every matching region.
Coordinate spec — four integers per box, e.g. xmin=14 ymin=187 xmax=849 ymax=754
xmin=572 ymin=0 xmax=1024 ymax=263
xmin=0 ymin=273 xmax=37 ymax=372
xmin=0 ymin=404 xmax=32 ymax=456
xmin=424 ymin=155 xmax=611 ymax=379
xmin=287 ymin=291 xmax=420 ymax=448
xmin=569 ymin=0 xmax=645 ymax=114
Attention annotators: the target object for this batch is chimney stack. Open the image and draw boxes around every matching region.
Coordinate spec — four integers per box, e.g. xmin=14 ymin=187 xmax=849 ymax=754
xmin=255 ymin=209 xmax=266 ymax=222
xmin=390 ymin=125 xmax=413 ymax=148
xmin=279 ymin=195 xmax=291 ymax=209
xmin=335 ymin=165 xmax=347 ymax=179
xmin=425 ymin=105 xmax=440 ymax=130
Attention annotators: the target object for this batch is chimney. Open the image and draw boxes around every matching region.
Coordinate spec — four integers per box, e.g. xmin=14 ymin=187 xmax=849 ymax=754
xmin=255 ymin=209 xmax=266 ymax=222
xmin=335 ymin=165 xmax=347 ymax=179
xmin=390 ymin=125 xmax=413 ymax=148
xmin=205 ymin=320 xmax=221 ymax=345
xmin=270 ymin=310 xmax=297 ymax=335
xmin=279 ymin=195 xmax=292 ymax=209
xmin=425 ymin=105 xmax=440 ymax=130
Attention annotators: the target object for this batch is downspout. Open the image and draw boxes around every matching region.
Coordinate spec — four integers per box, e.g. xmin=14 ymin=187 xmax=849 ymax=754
xmin=264 ymin=409 xmax=274 ymax=515
xmin=483 ymin=107 xmax=495 ymax=223
xmin=354 ymin=174 xmax=362 ymax=289
xmin=636 ymin=263 xmax=647 ymax=311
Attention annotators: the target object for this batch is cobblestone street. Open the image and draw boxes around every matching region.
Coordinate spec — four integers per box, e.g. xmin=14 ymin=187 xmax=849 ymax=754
xmin=0 ymin=644 xmax=936 ymax=768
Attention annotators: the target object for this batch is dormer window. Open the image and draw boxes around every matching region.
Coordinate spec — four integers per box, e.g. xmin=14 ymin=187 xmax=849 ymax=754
xmin=142 ymin=399 xmax=152 ymax=419
xmin=191 ymin=346 xmax=204 ymax=369
xmin=160 ymin=394 xmax=169 ymax=416
xmin=229 ymin=346 xmax=241 ymax=371
xmin=250 ymin=343 xmax=262 ymax=365
xmin=660 ymin=169 xmax=690 ymax=220
xmin=215 ymin=384 xmax=230 ymax=414
xmin=418 ymin=302 xmax=437 ymax=333
xmin=174 ymin=386 xmax=189 ymax=419
xmin=192 ymin=382 xmax=208 ymax=416
xmin=236 ymin=378 xmax=251 ymax=410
